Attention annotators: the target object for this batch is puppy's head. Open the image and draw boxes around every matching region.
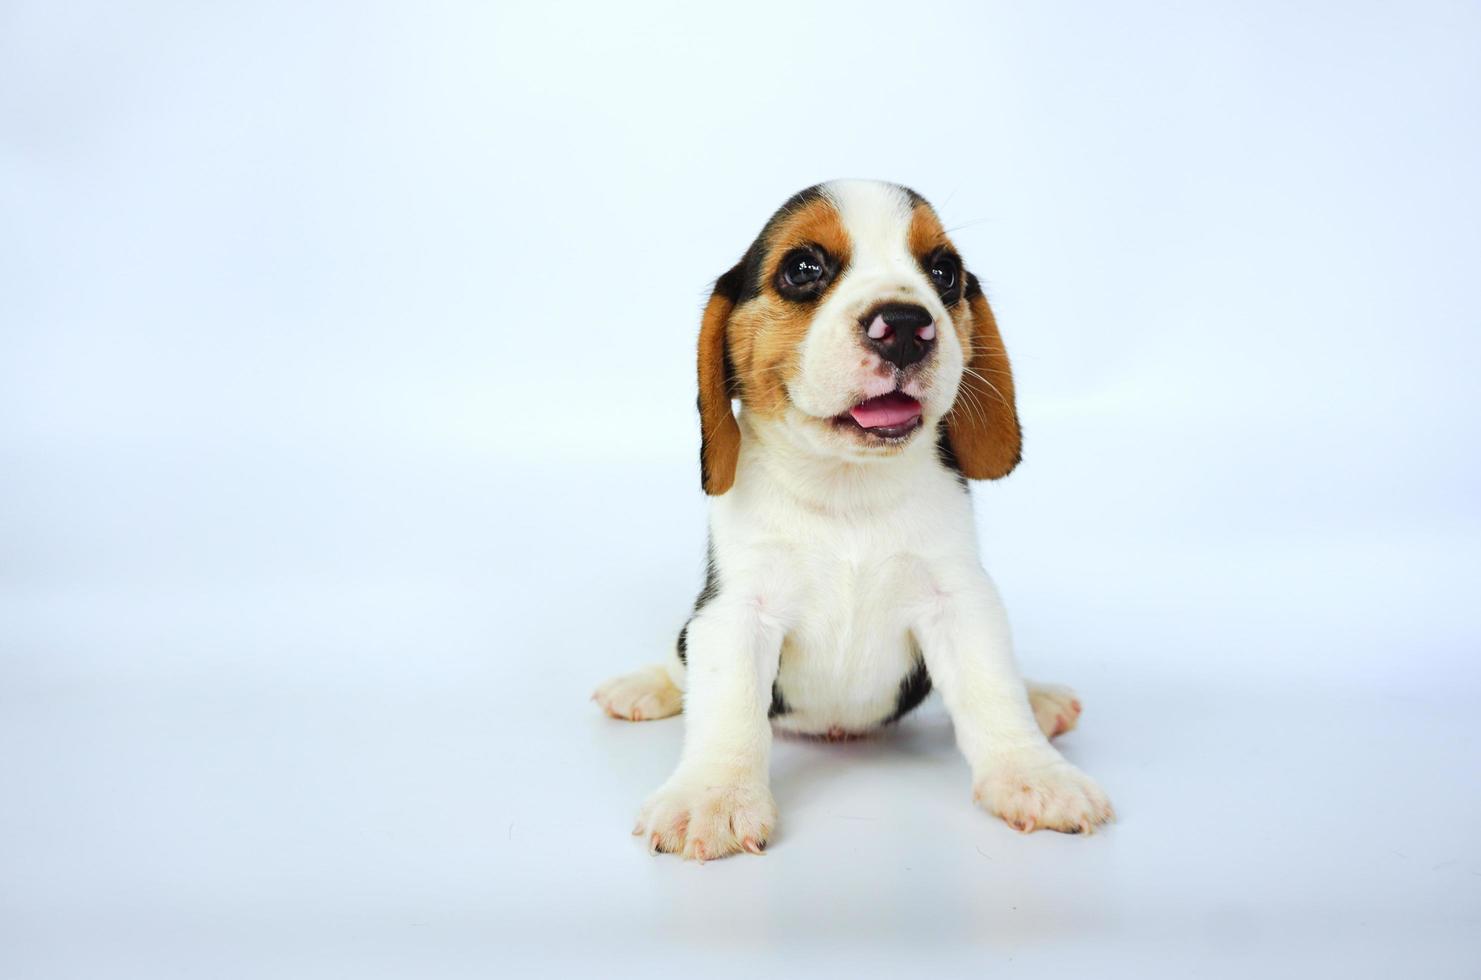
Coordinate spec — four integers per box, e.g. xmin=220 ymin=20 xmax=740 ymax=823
xmin=698 ymin=180 xmax=1020 ymax=495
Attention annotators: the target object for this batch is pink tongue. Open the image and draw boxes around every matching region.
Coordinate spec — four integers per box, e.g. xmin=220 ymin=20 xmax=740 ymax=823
xmin=849 ymin=392 xmax=923 ymax=429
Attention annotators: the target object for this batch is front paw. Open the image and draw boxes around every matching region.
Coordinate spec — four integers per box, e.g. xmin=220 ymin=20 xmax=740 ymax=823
xmin=636 ymin=777 xmax=776 ymax=861
xmin=974 ymin=750 xmax=1114 ymax=835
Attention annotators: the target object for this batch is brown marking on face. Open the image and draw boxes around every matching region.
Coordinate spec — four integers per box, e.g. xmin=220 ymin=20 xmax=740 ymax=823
xmin=907 ymin=202 xmax=968 ymax=344
xmin=907 ymin=202 xmax=952 ymax=264
xmin=727 ymin=196 xmax=852 ymax=419
xmin=698 ymin=183 xmax=1021 ymax=494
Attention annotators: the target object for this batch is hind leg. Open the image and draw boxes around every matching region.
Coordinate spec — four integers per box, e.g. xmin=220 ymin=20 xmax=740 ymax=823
xmin=593 ymin=644 xmax=686 ymax=721
xmin=1027 ymin=682 xmax=1083 ymax=739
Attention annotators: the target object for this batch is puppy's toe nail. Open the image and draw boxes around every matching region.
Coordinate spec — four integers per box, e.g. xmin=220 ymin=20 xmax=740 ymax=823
xmin=1070 ymin=699 xmax=1082 ymax=713
xmin=742 ymin=837 xmax=764 ymax=855
xmin=631 ymin=823 xmax=644 ymax=836
xmin=692 ymin=842 xmax=708 ymax=863
xmin=649 ymin=834 xmax=661 ymax=854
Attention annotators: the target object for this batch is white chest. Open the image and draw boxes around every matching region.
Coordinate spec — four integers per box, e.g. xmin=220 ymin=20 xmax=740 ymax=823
xmin=707 ymin=442 xmax=980 ymax=735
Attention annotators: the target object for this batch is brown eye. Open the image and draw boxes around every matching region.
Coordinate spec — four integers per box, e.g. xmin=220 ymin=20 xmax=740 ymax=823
xmin=784 ymin=253 xmax=823 ymax=287
xmin=926 ymin=251 xmax=963 ymax=304
xmin=787 ymin=251 xmax=823 ymax=285
xmin=776 ymin=246 xmax=832 ymax=299
xmin=929 ymin=254 xmax=958 ymax=291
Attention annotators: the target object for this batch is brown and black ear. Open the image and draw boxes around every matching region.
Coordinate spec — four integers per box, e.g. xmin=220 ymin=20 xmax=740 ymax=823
xmin=697 ymin=263 xmax=744 ymax=495
xmin=944 ymin=272 xmax=1022 ymax=480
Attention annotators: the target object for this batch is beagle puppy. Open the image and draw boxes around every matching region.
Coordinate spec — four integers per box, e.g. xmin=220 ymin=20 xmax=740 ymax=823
xmin=594 ymin=180 xmax=1113 ymax=861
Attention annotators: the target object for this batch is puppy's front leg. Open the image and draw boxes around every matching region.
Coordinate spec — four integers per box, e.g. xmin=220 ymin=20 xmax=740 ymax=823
xmin=636 ymin=592 xmax=783 ymax=861
xmin=914 ymin=568 xmax=1114 ymax=834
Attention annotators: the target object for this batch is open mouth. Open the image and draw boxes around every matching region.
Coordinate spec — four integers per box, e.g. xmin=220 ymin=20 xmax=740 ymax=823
xmin=833 ymin=391 xmax=923 ymax=441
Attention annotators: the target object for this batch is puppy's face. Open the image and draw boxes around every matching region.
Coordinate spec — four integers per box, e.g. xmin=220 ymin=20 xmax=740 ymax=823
xmin=698 ymin=180 xmax=1020 ymax=494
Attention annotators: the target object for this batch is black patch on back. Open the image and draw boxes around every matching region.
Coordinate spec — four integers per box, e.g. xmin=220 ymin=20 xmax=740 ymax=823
xmin=881 ymin=657 xmax=933 ymax=725
xmin=675 ymin=539 xmax=721 ymax=665
xmin=674 ymin=542 xmax=790 ymax=719
xmin=935 ymin=426 xmax=969 ymax=489
xmin=695 ymin=394 xmax=710 ymax=494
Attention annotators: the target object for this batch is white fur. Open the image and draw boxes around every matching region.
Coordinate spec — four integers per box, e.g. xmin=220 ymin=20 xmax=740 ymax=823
xmin=785 ymin=181 xmax=964 ymax=457
xmin=604 ymin=180 xmax=1113 ymax=860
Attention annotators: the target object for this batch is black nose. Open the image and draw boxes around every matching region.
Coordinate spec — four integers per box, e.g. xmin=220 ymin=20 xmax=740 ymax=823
xmin=861 ymin=303 xmax=936 ymax=370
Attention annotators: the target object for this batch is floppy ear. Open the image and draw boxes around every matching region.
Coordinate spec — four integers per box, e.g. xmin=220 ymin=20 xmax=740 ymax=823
xmin=697 ymin=264 xmax=743 ymax=495
xmin=944 ymin=272 xmax=1022 ymax=479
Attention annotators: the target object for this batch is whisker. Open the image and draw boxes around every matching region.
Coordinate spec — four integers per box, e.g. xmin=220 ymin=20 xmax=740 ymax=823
xmin=943 ymin=216 xmax=994 ymax=234
xmin=961 ymin=366 xmax=1010 ymax=407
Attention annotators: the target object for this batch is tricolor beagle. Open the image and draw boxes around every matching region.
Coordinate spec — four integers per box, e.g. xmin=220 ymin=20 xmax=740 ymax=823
xmin=595 ymin=180 xmax=1113 ymax=861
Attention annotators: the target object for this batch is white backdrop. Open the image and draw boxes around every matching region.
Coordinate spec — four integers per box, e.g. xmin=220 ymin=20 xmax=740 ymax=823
xmin=3 ymin=2 xmax=1479 ymax=977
